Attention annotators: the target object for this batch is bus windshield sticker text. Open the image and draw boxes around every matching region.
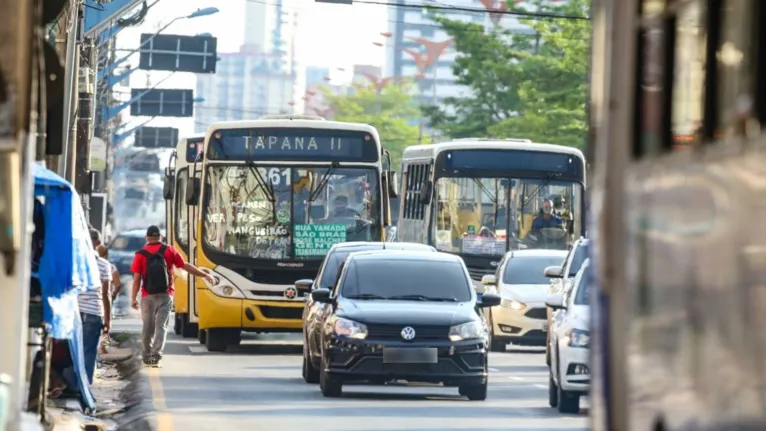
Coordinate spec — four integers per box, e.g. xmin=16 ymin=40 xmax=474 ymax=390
xmin=293 ymin=224 xmax=347 ymax=257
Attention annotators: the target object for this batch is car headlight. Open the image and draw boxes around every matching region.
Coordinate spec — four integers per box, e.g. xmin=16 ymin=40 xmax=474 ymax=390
xmin=566 ymin=328 xmax=590 ymax=348
xmin=501 ymin=299 xmax=527 ymax=310
xmin=449 ymin=320 xmax=487 ymax=342
xmin=332 ymin=317 xmax=368 ymax=340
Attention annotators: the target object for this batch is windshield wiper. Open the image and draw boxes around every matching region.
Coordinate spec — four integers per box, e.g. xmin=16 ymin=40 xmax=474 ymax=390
xmin=307 ymin=162 xmax=340 ymax=209
xmin=521 ymin=173 xmax=559 ymax=209
xmin=471 ymin=178 xmax=497 ymax=205
xmin=345 ymin=293 xmax=386 ymax=300
xmin=243 ymin=131 xmax=276 ymax=212
xmin=387 ymin=294 xmax=458 ymax=302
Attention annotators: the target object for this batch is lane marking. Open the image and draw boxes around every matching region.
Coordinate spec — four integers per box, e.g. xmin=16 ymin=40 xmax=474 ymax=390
xmin=488 ymin=367 xmax=499 ymax=372
xmin=534 ymin=384 xmax=547 ymax=389
xmin=509 ymin=376 xmax=524 ymax=381
xmin=148 ymin=367 xmax=174 ymax=431
xmin=188 ymin=346 xmax=207 ymax=354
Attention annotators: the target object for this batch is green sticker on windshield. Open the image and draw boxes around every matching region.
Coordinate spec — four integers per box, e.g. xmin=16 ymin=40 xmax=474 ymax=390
xmin=294 ymin=224 xmax=347 ymax=257
xmin=276 ymin=209 xmax=290 ymax=223
xmin=467 ymin=225 xmax=476 ymax=234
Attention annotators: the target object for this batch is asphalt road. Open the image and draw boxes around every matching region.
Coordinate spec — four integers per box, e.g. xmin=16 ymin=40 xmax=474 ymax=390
xmin=113 ymin=312 xmax=588 ymax=431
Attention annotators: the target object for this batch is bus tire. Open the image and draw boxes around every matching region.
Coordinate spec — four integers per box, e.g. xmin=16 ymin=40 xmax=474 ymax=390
xmin=181 ymin=317 xmax=198 ymax=339
xmin=198 ymin=329 xmax=207 ymax=345
xmin=173 ymin=314 xmax=181 ymax=335
xmin=205 ymin=329 xmax=229 ymax=352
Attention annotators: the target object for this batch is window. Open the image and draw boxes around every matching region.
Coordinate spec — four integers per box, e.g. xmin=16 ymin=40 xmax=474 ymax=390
xmin=340 ymin=258 xmax=472 ymax=302
xmin=402 ymin=162 xmax=430 ymax=220
xmin=502 ymin=255 xmax=567 ymax=285
xmin=176 ymin=168 xmax=190 ymax=252
xmin=566 ymin=242 xmax=590 ymax=277
xmin=109 ymin=235 xmax=146 ymax=252
xmin=573 ymin=268 xmax=591 ymax=306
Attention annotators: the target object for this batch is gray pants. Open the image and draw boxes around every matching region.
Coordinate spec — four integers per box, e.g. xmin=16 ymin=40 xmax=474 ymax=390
xmin=140 ymin=293 xmax=173 ymax=358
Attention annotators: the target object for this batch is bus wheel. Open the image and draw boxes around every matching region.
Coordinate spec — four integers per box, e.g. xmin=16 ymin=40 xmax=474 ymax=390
xmin=173 ymin=314 xmax=181 ymax=335
xmin=198 ymin=329 xmax=207 ymax=345
xmin=182 ymin=318 xmax=198 ymax=339
xmin=205 ymin=328 xmax=229 ymax=352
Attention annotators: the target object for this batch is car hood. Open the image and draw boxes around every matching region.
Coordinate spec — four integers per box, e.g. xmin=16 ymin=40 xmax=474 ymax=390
xmin=568 ymin=305 xmax=590 ymax=329
xmin=337 ymin=299 xmax=476 ymax=326
xmin=499 ymin=284 xmax=549 ymax=303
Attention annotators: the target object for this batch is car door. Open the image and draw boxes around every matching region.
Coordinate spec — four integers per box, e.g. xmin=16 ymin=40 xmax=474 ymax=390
xmin=551 ymin=267 xmax=584 ymax=382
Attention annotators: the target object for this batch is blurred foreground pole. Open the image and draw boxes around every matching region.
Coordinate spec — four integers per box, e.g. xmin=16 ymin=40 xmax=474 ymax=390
xmin=0 ymin=0 xmax=38 ymax=430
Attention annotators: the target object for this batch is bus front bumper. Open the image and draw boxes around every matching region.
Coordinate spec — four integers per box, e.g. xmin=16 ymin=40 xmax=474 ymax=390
xmin=198 ymin=289 xmax=305 ymax=332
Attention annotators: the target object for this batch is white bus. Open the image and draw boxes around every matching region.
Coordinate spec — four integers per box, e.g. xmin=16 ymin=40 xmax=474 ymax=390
xmin=396 ymin=139 xmax=585 ymax=280
xmin=588 ymin=1 xmax=766 ymax=430
xmin=164 ymin=115 xmax=397 ymax=351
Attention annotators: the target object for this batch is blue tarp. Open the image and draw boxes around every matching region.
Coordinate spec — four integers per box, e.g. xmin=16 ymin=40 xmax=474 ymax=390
xmin=33 ymin=163 xmax=98 ymax=410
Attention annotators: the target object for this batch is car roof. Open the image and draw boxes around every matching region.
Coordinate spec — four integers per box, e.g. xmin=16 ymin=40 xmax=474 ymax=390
xmin=346 ymin=250 xmax=461 ymax=263
xmin=505 ymin=249 xmax=568 ymax=258
xmin=329 ymin=241 xmax=436 ymax=253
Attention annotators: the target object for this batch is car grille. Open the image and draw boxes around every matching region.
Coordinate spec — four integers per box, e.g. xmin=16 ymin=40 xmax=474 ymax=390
xmin=365 ymin=324 xmax=449 ymax=341
xmin=525 ymin=308 xmax=547 ymax=320
xmin=467 ymin=267 xmax=493 ymax=281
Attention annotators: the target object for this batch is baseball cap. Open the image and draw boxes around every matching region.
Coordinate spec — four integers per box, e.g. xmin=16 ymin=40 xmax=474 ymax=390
xmin=146 ymin=225 xmax=162 ymax=237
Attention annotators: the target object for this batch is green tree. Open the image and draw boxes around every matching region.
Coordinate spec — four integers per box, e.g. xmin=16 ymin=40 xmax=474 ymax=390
xmin=425 ymin=0 xmax=591 ymax=149
xmin=323 ymin=83 xmax=423 ymax=169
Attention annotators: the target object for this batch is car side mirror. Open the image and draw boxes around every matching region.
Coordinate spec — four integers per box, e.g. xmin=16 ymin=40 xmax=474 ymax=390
xmin=478 ymin=293 xmax=501 ymax=308
xmin=481 ymin=274 xmax=496 ymax=286
xmin=545 ymin=293 xmax=565 ymax=310
xmin=544 ymin=265 xmax=563 ymax=279
xmin=295 ymin=278 xmax=314 ymax=293
xmin=163 ymin=173 xmax=175 ymax=200
xmin=185 ymin=177 xmax=200 ymax=206
xmin=311 ymin=288 xmax=332 ymax=303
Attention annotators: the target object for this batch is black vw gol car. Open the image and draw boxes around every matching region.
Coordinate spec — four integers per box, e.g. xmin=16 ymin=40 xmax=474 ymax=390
xmin=304 ymin=250 xmax=502 ymax=400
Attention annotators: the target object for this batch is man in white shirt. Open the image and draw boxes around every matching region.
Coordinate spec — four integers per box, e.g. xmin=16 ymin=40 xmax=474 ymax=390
xmin=79 ymin=229 xmax=112 ymax=384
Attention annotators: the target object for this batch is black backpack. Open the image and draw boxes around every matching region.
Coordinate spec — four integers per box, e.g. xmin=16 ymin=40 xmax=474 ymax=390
xmin=138 ymin=245 xmax=170 ymax=295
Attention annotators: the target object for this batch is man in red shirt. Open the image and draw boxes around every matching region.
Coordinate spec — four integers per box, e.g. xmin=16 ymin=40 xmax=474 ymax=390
xmin=130 ymin=225 xmax=214 ymax=366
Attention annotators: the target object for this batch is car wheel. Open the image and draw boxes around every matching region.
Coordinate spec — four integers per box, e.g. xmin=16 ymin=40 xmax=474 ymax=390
xmin=488 ymin=312 xmax=506 ymax=352
xmin=173 ymin=314 xmax=181 ymax=335
xmin=302 ymin=336 xmax=320 ymax=384
xmin=205 ymin=328 xmax=229 ymax=352
xmin=556 ymin=352 xmax=580 ymax=414
xmin=548 ymin=368 xmax=558 ymax=408
xmin=319 ymin=355 xmax=342 ymax=397
xmin=459 ymin=380 xmax=488 ymax=401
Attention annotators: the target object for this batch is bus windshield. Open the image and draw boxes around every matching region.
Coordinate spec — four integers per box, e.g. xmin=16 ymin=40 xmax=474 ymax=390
xmin=432 ymin=177 xmax=583 ymax=256
xmin=203 ymin=165 xmax=381 ymax=260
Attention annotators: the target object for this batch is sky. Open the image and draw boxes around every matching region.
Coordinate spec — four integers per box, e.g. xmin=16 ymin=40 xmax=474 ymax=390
xmin=113 ymin=0 xmax=388 ymax=136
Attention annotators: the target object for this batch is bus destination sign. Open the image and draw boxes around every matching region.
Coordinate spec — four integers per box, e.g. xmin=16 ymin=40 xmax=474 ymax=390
xmin=206 ymin=128 xmax=379 ymax=162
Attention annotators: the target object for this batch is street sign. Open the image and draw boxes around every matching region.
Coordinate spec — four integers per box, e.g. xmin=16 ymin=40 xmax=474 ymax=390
xmin=129 ymin=89 xmax=194 ymax=117
xmin=138 ymin=34 xmax=218 ymax=74
xmin=134 ymin=127 xmax=180 ymax=148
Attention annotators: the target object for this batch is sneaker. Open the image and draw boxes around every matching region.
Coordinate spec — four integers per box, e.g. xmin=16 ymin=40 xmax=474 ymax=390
xmin=141 ymin=354 xmax=152 ymax=366
xmin=150 ymin=354 xmax=162 ymax=368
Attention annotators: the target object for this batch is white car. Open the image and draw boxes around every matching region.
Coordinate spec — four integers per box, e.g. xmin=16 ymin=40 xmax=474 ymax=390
xmin=546 ymin=258 xmax=591 ymax=414
xmin=481 ymin=249 xmax=568 ymax=352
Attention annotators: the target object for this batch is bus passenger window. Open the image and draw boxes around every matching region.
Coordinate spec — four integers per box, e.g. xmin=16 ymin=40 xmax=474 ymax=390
xmin=717 ymin=0 xmax=757 ymax=138
xmin=671 ymin=0 xmax=707 ymax=151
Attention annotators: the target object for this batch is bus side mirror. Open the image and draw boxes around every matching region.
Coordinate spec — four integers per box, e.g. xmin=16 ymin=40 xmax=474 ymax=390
xmin=185 ymin=177 xmax=200 ymax=206
xmin=418 ymin=180 xmax=432 ymax=205
xmin=163 ymin=174 xmax=175 ymax=200
xmin=387 ymin=171 xmax=399 ymax=199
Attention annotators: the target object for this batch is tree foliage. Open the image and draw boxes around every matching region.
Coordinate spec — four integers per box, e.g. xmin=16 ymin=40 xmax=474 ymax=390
xmin=424 ymin=0 xmax=591 ymax=149
xmin=324 ymin=83 xmax=423 ymax=169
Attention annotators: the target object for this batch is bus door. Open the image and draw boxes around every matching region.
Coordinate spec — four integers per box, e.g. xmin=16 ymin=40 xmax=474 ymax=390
xmin=188 ymin=161 xmax=202 ymax=325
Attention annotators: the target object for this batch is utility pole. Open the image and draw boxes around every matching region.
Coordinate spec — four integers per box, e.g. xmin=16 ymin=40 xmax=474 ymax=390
xmin=75 ymin=40 xmax=95 ymax=217
xmin=58 ymin=4 xmax=81 ymax=181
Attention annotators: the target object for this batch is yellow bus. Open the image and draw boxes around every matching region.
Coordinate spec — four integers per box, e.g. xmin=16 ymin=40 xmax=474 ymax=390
xmin=164 ymin=115 xmax=397 ymax=352
xmin=164 ymin=134 xmax=205 ymax=338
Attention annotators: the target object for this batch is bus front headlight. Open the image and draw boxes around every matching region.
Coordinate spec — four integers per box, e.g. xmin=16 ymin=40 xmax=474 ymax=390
xmin=207 ymin=272 xmax=245 ymax=299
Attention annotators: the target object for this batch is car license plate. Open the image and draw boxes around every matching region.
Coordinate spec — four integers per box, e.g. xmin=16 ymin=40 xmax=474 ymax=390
xmin=383 ymin=348 xmax=438 ymax=364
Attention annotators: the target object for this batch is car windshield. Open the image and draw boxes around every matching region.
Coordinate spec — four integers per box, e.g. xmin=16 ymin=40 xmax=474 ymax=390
xmin=574 ymin=269 xmax=591 ymax=305
xmin=432 ymin=177 xmax=583 ymax=255
xmin=502 ymin=255 xmax=567 ymax=285
xmin=341 ymin=259 xmax=471 ymax=302
xmin=320 ymin=245 xmax=436 ymax=289
xmin=203 ymin=165 xmax=381 ymax=260
xmin=569 ymin=242 xmax=590 ymax=276
xmin=109 ymin=235 xmax=146 ymax=251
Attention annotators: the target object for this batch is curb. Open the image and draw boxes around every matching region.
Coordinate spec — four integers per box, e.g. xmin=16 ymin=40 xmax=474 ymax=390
xmin=111 ymin=335 xmax=157 ymax=431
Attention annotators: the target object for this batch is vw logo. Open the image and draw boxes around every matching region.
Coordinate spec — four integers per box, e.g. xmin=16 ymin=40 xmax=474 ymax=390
xmin=400 ymin=326 xmax=416 ymax=340
xmin=284 ymin=287 xmax=298 ymax=299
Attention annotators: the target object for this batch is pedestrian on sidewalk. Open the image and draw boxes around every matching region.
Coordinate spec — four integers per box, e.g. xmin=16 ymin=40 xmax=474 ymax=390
xmin=130 ymin=225 xmax=215 ymax=366
xmin=97 ymin=244 xmax=121 ymax=354
xmin=80 ymin=229 xmax=112 ymax=383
